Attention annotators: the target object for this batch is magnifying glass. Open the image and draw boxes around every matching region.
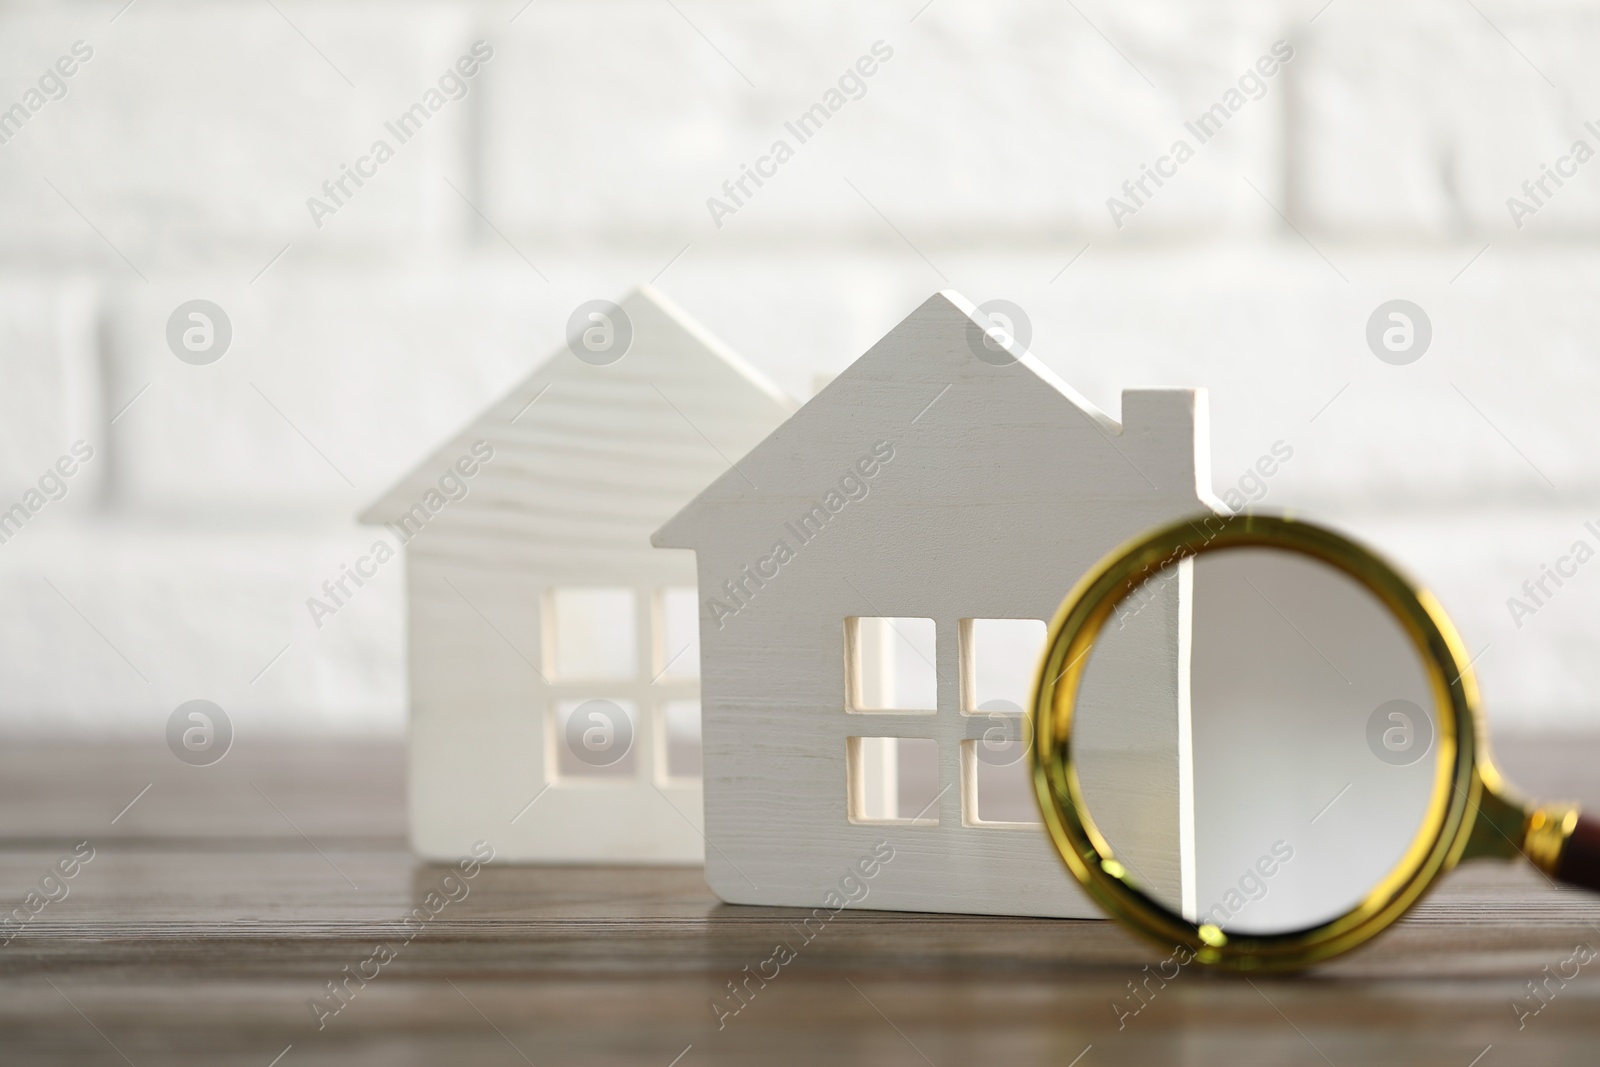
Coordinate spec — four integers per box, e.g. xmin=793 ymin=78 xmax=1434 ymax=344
xmin=1031 ymin=512 xmax=1600 ymax=971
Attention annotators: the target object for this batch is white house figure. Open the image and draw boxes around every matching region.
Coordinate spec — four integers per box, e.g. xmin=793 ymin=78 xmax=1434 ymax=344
xmin=654 ymin=291 xmax=1218 ymax=916
xmin=364 ymin=286 xmax=793 ymax=863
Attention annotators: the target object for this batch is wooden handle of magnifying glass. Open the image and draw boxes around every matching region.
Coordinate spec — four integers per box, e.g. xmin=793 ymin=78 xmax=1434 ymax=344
xmin=1556 ymin=813 xmax=1600 ymax=892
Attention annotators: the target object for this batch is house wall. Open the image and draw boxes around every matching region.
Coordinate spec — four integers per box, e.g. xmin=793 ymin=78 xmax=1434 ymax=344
xmin=694 ymin=495 xmax=1194 ymax=916
xmin=405 ymin=543 xmax=703 ymax=862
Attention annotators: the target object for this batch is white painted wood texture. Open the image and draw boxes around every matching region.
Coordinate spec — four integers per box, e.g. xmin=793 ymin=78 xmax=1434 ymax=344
xmin=1074 ymin=560 xmax=1195 ymax=914
xmin=363 ymin=286 xmax=794 ymax=862
xmin=656 ymin=291 xmax=1219 ymax=917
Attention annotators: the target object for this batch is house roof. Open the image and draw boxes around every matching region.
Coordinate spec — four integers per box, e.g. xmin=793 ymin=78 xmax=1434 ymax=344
xmin=653 ymin=289 xmax=1202 ymax=549
xmin=361 ymin=286 xmax=795 ymax=555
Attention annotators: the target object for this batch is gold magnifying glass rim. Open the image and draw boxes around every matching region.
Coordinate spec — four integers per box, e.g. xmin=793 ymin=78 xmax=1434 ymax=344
xmin=1031 ymin=512 xmax=1483 ymax=971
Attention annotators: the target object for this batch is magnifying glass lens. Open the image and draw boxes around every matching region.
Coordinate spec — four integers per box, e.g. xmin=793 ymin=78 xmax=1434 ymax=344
xmin=1071 ymin=546 xmax=1446 ymax=936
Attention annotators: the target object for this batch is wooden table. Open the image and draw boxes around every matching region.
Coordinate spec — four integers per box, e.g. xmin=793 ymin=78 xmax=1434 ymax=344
xmin=2 ymin=737 xmax=1597 ymax=1065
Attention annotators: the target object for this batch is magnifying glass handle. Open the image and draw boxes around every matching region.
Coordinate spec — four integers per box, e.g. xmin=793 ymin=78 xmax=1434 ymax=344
xmin=1525 ymin=803 xmax=1600 ymax=893
xmin=1555 ymin=812 xmax=1600 ymax=893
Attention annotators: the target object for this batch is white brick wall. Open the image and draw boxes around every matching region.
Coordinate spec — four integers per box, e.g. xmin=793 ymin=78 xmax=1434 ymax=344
xmin=484 ymin=0 xmax=1294 ymax=243
xmin=1297 ymin=0 xmax=1600 ymax=237
xmin=0 ymin=3 xmax=480 ymax=270
xmin=103 ymin=267 xmax=559 ymax=513
xmin=3 ymin=0 xmax=1599 ymax=737
xmin=0 ymin=276 xmax=102 ymax=506
xmin=0 ymin=517 xmax=401 ymax=735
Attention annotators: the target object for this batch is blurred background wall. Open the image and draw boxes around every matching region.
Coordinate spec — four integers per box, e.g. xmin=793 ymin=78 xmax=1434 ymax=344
xmin=3 ymin=0 xmax=1599 ymax=739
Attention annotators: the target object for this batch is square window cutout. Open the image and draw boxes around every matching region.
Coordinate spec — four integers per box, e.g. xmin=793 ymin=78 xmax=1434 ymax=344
xmin=657 ymin=588 xmax=699 ymax=680
xmin=847 ymin=737 xmax=939 ymax=824
xmin=847 ymin=617 xmax=937 ymax=712
xmin=553 ymin=698 xmax=639 ymax=780
xmin=549 ymin=588 xmax=637 ymax=680
xmin=963 ymin=619 xmax=1046 ymax=713
xmin=660 ymin=700 xmax=702 ymax=779
xmin=964 ymin=739 xmax=1041 ymax=825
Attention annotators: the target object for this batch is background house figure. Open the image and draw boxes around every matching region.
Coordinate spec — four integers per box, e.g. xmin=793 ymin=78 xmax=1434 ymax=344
xmin=364 ymin=286 xmax=793 ymax=862
xmin=655 ymin=291 xmax=1222 ymax=916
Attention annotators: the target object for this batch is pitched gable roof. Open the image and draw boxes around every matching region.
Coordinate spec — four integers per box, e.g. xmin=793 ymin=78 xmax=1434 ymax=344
xmin=362 ymin=286 xmax=795 ymax=556
xmin=654 ymin=289 xmax=1202 ymax=548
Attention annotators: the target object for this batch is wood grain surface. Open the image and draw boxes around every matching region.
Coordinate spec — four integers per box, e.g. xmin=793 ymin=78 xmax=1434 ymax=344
xmin=1 ymin=737 xmax=1597 ymax=1065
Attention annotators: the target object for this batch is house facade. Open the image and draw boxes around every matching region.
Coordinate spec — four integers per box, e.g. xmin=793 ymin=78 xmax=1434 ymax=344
xmin=364 ymin=286 xmax=793 ymax=862
xmin=655 ymin=291 xmax=1218 ymax=916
